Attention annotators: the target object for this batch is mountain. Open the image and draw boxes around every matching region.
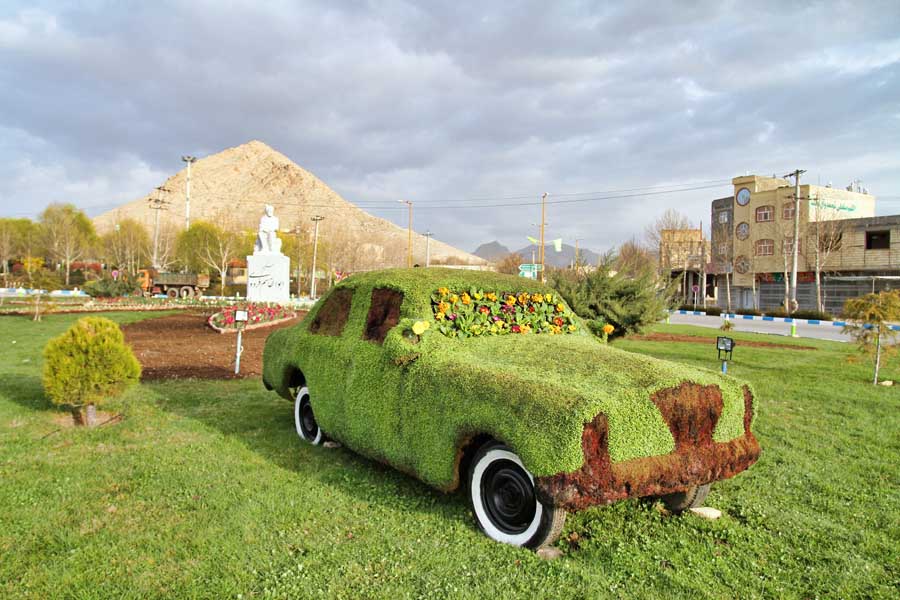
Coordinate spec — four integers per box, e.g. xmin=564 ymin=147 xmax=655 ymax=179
xmin=472 ymin=241 xmax=511 ymax=261
xmin=92 ymin=141 xmax=486 ymax=270
xmin=512 ymin=243 xmax=601 ymax=268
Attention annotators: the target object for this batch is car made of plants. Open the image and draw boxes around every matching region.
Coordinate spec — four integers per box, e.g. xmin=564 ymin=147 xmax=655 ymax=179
xmin=262 ymin=268 xmax=760 ymax=548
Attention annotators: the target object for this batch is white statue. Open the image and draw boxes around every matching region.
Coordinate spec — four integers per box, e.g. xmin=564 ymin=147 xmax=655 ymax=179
xmin=254 ymin=204 xmax=283 ymax=255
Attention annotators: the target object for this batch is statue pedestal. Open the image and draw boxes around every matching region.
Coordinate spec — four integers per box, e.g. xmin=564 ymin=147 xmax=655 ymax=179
xmin=246 ymin=253 xmax=290 ymax=303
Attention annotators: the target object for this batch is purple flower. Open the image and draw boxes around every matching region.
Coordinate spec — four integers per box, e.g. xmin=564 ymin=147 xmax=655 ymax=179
xmin=448 ymin=313 xmax=457 ymax=321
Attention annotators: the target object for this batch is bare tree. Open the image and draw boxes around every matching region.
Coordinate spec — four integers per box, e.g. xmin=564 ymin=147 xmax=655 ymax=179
xmin=102 ymin=218 xmax=150 ymax=277
xmin=153 ymin=222 xmax=179 ymax=272
xmin=809 ymin=195 xmax=846 ymax=313
xmin=616 ymin=239 xmax=656 ymax=278
xmin=40 ymin=204 xmax=96 ymax=287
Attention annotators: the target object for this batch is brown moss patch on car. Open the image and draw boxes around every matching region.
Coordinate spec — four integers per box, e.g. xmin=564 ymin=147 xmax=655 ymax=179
xmin=308 ymin=288 xmax=353 ymax=336
xmin=535 ymin=383 xmax=760 ymax=512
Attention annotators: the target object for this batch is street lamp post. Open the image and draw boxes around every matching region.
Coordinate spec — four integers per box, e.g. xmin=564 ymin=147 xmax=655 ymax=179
xmin=424 ymin=230 xmax=433 ymax=267
xmin=397 ymin=200 xmax=413 ymax=267
xmin=181 ymin=155 xmax=197 ymax=230
xmin=310 ymin=215 xmax=324 ymax=299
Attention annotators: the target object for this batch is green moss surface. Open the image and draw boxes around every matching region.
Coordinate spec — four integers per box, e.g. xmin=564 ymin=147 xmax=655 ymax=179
xmin=263 ymin=268 xmax=753 ymax=489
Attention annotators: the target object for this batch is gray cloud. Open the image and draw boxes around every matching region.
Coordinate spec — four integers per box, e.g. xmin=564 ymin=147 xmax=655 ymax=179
xmin=1 ymin=0 xmax=898 ymax=254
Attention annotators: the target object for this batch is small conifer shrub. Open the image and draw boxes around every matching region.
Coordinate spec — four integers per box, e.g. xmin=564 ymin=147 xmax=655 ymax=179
xmin=42 ymin=317 xmax=141 ymax=425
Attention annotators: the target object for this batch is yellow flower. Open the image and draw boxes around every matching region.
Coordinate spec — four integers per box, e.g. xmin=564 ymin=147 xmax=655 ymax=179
xmin=473 ymin=291 xmax=483 ymax=300
xmin=568 ymin=324 xmax=577 ymax=332
xmin=556 ymin=303 xmax=565 ymax=313
xmin=518 ymin=293 xmax=530 ymax=305
xmin=461 ymin=292 xmax=471 ymax=305
xmin=531 ymin=293 xmax=544 ymax=303
xmin=545 ymin=294 xmax=553 ymax=302
xmin=486 ymin=292 xmax=498 ymax=302
xmin=412 ymin=320 xmax=430 ymax=335
xmin=505 ymin=295 xmax=517 ymax=306
xmin=438 ymin=301 xmax=450 ymax=313
xmin=437 ymin=287 xmax=449 ymax=297
xmin=602 ymin=324 xmax=614 ymax=335
xmin=450 ymin=294 xmax=459 ymax=304
xmin=435 ymin=312 xmax=445 ymax=321
xmin=521 ymin=324 xmax=532 ymax=334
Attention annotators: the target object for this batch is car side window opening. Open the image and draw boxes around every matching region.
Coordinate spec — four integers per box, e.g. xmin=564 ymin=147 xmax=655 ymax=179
xmin=308 ymin=288 xmax=353 ymax=336
xmin=364 ymin=288 xmax=404 ymax=344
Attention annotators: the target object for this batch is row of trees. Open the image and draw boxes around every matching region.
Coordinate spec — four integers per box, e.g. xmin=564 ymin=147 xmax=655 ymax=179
xmin=0 ymin=204 xmax=379 ymax=295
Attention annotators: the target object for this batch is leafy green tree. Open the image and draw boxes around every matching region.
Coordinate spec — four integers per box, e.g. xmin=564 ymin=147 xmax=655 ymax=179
xmin=550 ymin=253 xmax=674 ymax=339
xmin=40 ymin=204 xmax=96 ymax=287
xmin=0 ymin=218 xmax=40 ymax=285
xmin=176 ymin=221 xmax=240 ymax=294
xmin=42 ymin=317 xmax=141 ymax=425
xmin=843 ymin=291 xmax=900 ymax=385
xmin=101 ymin=218 xmax=150 ymax=277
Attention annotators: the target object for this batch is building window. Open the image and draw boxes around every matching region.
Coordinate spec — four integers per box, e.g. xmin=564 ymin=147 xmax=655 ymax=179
xmin=783 ymin=203 xmax=795 ymax=220
xmin=755 ymin=206 xmax=774 ymax=222
xmin=866 ymin=230 xmax=890 ymax=250
xmin=717 ymin=243 xmax=728 ymax=257
xmin=755 ymin=239 xmax=774 ymax=256
xmin=718 ymin=211 xmax=730 ymax=224
xmin=782 ymin=237 xmax=799 ymax=254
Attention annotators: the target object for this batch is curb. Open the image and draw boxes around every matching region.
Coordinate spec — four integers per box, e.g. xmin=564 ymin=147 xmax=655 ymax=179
xmin=669 ymin=310 xmax=898 ymax=331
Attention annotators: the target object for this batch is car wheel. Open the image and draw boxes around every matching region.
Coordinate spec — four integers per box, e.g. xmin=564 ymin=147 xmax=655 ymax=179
xmin=293 ymin=386 xmax=322 ymax=445
xmin=468 ymin=442 xmax=566 ymax=548
xmin=659 ymin=484 xmax=711 ymax=513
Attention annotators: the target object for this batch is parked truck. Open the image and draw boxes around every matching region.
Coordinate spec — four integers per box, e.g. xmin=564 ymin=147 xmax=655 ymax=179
xmin=137 ymin=269 xmax=210 ymax=298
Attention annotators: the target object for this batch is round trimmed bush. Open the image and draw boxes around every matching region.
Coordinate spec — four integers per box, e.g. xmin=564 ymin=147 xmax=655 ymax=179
xmin=42 ymin=317 xmax=141 ymax=425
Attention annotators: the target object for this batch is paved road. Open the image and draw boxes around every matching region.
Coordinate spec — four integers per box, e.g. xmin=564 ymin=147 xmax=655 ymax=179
xmin=666 ymin=312 xmax=851 ymax=342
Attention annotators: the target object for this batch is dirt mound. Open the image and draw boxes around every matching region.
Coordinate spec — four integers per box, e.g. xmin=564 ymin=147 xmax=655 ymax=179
xmin=122 ymin=312 xmax=306 ymax=380
xmin=628 ymin=332 xmax=816 ymax=350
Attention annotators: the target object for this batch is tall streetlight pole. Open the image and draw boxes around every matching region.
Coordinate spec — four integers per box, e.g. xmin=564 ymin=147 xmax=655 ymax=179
xmin=181 ymin=155 xmax=197 ymax=230
xmin=424 ymin=230 xmax=433 ymax=267
xmin=539 ymin=193 xmax=548 ymax=282
xmin=294 ymin=225 xmax=304 ymax=298
xmin=784 ymin=168 xmax=806 ymax=314
xmin=310 ymin=215 xmax=324 ymax=299
xmin=398 ymin=199 xmax=413 ymax=268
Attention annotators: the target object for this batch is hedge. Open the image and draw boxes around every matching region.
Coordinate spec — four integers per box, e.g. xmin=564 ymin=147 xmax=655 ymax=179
xmin=263 ymin=268 xmax=754 ymax=490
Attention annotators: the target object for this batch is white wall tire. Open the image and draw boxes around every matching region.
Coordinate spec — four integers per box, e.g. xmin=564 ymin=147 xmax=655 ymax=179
xmin=293 ymin=386 xmax=323 ymax=445
xmin=468 ymin=442 xmax=566 ymax=548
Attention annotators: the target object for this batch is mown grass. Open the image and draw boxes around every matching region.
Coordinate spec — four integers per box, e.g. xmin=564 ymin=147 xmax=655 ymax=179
xmin=0 ymin=314 xmax=897 ymax=598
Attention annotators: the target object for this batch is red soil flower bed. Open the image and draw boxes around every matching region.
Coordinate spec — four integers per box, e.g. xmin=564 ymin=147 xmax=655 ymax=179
xmin=122 ymin=312 xmax=306 ymax=380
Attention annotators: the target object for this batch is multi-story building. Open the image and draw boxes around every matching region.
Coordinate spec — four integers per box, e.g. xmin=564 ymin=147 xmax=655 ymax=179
xmin=711 ymin=174 xmax=891 ymax=313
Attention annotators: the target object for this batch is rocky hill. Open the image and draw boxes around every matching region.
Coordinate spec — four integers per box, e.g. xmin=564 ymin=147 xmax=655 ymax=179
xmin=472 ymin=241 xmax=511 ymax=262
xmin=93 ymin=141 xmax=486 ymax=270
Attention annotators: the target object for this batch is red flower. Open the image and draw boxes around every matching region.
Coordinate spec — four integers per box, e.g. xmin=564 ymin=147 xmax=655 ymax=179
xmin=554 ymin=317 xmax=564 ymax=327
xmin=479 ymin=306 xmax=490 ymax=314
xmin=511 ymin=324 xmax=521 ymax=333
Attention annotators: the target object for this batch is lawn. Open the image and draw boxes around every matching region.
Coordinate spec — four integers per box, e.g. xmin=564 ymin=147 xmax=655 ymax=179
xmin=0 ymin=314 xmax=897 ymax=599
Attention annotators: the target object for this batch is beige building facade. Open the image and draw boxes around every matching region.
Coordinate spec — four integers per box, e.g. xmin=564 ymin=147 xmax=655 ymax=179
xmin=712 ymin=175 xmax=887 ymax=312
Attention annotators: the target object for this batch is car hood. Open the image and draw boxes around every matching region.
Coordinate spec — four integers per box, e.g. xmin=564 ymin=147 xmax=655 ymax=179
xmin=422 ymin=333 xmax=751 ymax=466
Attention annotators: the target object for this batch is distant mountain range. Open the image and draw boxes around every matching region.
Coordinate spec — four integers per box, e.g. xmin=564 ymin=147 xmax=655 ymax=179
xmin=473 ymin=240 xmax=600 ymax=268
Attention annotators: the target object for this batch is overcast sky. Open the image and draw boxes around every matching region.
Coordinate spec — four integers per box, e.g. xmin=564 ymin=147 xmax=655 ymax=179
xmin=1 ymin=1 xmax=898 ymax=254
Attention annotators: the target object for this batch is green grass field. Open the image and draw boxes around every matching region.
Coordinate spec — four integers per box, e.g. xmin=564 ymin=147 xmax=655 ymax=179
xmin=1 ymin=314 xmax=897 ymax=599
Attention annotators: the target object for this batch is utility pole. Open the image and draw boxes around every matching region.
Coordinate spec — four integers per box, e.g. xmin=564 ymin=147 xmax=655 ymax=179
xmin=574 ymin=238 xmax=582 ymax=269
xmin=424 ymin=230 xmax=433 ymax=267
xmin=148 ymin=185 xmax=170 ymax=269
xmin=539 ymin=192 xmax=547 ymax=282
xmin=181 ymin=155 xmax=197 ymax=230
xmin=294 ymin=225 xmax=304 ymax=298
xmin=398 ymin=200 xmax=413 ymax=267
xmin=784 ymin=168 xmax=806 ymax=314
xmin=310 ymin=216 xmax=324 ymax=299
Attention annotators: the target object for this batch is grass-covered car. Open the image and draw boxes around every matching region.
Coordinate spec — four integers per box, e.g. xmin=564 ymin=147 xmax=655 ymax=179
xmin=262 ymin=268 xmax=760 ymax=548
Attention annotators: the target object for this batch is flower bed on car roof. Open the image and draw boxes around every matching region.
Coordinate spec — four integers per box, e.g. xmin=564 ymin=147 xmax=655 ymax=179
xmin=431 ymin=287 xmax=578 ymax=338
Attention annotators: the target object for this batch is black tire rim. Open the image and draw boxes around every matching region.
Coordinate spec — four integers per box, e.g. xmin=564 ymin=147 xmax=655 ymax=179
xmin=481 ymin=458 xmax=536 ymax=535
xmin=299 ymin=397 xmax=318 ymax=439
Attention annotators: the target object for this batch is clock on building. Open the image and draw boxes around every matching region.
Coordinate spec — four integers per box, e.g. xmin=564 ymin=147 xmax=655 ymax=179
xmin=736 ymin=187 xmax=751 ymax=206
xmin=735 ymin=255 xmax=750 ymax=274
xmin=736 ymin=222 xmax=750 ymax=240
